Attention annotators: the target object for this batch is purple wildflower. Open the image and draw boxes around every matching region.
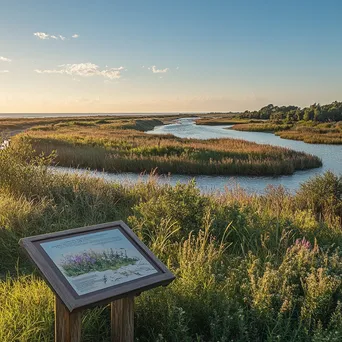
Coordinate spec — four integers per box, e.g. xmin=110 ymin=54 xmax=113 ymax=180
xmin=74 ymin=255 xmax=83 ymax=264
xmin=295 ymin=237 xmax=312 ymax=250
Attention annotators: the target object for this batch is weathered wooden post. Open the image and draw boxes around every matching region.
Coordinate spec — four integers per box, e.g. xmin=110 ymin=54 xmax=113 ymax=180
xmin=20 ymin=221 xmax=175 ymax=342
xmin=55 ymin=296 xmax=82 ymax=342
xmin=111 ymin=296 xmax=134 ymax=342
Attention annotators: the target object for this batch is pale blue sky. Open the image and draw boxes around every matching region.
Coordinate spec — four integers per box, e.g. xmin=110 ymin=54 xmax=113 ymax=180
xmin=1 ymin=0 xmax=341 ymax=113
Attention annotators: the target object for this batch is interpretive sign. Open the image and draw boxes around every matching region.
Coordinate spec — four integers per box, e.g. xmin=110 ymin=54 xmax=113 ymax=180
xmin=41 ymin=228 xmax=158 ymax=296
xmin=19 ymin=221 xmax=175 ymax=312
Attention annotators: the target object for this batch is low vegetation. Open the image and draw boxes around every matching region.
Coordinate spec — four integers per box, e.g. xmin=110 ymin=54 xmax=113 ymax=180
xmin=195 ymin=118 xmax=253 ymax=125
xmin=231 ymin=122 xmax=292 ymax=132
xmin=5 ymin=115 xmax=175 ymax=131
xmin=230 ymin=121 xmax=342 ymax=144
xmin=0 ymin=142 xmax=341 ymax=341
xmin=14 ymin=118 xmax=322 ymax=176
xmin=276 ymin=122 xmax=342 ymax=144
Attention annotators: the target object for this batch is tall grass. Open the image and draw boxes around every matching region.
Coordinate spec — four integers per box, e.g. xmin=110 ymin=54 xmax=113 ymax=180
xmin=231 ymin=122 xmax=292 ymax=132
xmin=229 ymin=120 xmax=342 ymax=144
xmin=276 ymin=130 xmax=342 ymax=144
xmin=0 ymin=115 xmax=169 ymax=132
xmin=195 ymin=118 xmax=254 ymax=125
xmin=14 ymin=120 xmax=322 ymax=176
xmin=0 ymin=142 xmax=341 ymax=341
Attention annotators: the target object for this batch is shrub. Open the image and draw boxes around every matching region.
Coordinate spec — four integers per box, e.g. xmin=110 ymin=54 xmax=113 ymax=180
xmin=296 ymin=171 xmax=342 ymax=224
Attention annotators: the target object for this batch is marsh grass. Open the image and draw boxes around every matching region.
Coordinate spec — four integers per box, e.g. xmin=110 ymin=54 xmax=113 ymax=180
xmin=276 ymin=130 xmax=342 ymax=144
xmin=230 ymin=121 xmax=342 ymax=144
xmin=14 ymin=120 xmax=322 ymax=176
xmin=195 ymin=118 xmax=254 ymax=125
xmin=0 ymin=115 xmax=169 ymax=132
xmin=231 ymin=122 xmax=293 ymax=132
xmin=0 ymin=143 xmax=342 ymax=341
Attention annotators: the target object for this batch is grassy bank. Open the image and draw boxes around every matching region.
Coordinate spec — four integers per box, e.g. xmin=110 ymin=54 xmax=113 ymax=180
xmin=14 ymin=119 xmax=322 ymax=176
xmin=0 ymin=115 xmax=179 ymax=138
xmin=230 ymin=121 xmax=342 ymax=144
xmin=0 ymin=142 xmax=342 ymax=341
xmin=231 ymin=122 xmax=293 ymax=132
xmin=195 ymin=117 xmax=254 ymax=125
xmin=276 ymin=122 xmax=342 ymax=144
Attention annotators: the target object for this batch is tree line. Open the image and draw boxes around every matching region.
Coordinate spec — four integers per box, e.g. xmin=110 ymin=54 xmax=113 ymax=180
xmin=240 ymin=101 xmax=342 ymax=122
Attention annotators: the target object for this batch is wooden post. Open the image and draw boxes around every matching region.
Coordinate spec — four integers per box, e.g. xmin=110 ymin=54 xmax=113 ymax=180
xmin=55 ymin=296 xmax=81 ymax=342
xmin=111 ymin=296 xmax=134 ymax=342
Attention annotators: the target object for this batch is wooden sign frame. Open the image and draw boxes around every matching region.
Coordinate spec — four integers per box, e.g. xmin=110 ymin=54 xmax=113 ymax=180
xmin=19 ymin=220 xmax=175 ymax=313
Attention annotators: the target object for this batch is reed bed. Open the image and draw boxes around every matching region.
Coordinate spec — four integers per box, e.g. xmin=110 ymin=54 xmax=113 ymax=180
xmin=231 ymin=122 xmax=292 ymax=132
xmin=195 ymin=118 xmax=253 ymax=125
xmin=0 ymin=143 xmax=341 ymax=341
xmin=230 ymin=121 xmax=342 ymax=144
xmin=15 ymin=120 xmax=322 ymax=176
xmin=276 ymin=126 xmax=342 ymax=144
xmin=0 ymin=115 xmax=170 ymax=132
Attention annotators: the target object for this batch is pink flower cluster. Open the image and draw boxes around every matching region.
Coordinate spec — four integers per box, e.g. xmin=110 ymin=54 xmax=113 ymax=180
xmin=295 ymin=237 xmax=312 ymax=250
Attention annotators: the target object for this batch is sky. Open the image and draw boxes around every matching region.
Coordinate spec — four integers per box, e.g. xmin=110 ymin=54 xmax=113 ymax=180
xmin=1 ymin=0 xmax=342 ymax=113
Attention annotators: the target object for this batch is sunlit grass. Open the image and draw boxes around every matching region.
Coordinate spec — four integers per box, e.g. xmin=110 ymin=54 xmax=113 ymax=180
xmin=195 ymin=117 xmax=254 ymax=125
xmin=14 ymin=120 xmax=322 ymax=176
xmin=229 ymin=120 xmax=342 ymax=144
xmin=231 ymin=122 xmax=292 ymax=132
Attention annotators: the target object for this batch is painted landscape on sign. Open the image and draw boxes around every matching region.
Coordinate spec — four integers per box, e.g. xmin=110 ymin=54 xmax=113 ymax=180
xmin=60 ymin=248 xmax=139 ymax=277
xmin=40 ymin=229 xmax=158 ymax=295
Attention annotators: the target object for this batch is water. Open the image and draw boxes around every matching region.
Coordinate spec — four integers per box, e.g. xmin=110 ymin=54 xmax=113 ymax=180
xmin=52 ymin=118 xmax=342 ymax=194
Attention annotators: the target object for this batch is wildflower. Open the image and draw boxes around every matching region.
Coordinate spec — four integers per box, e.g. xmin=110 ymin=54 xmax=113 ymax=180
xmin=74 ymin=255 xmax=83 ymax=263
xmin=295 ymin=237 xmax=312 ymax=250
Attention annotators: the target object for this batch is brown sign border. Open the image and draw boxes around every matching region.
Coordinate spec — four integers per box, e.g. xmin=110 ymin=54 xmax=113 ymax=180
xmin=19 ymin=220 xmax=175 ymax=312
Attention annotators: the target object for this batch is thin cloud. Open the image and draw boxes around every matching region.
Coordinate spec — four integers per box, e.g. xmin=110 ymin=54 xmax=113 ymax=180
xmin=0 ymin=70 xmax=9 ymax=73
xmin=34 ymin=32 xmax=50 ymax=40
xmin=149 ymin=65 xmax=169 ymax=73
xmin=0 ymin=56 xmax=12 ymax=62
xmin=33 ymin=32 xmax=74 ymax=40
xmin=35 ymin=63 xmax=125 ymax=80
xmin=72 ymin=34 xmax=79 ymax=38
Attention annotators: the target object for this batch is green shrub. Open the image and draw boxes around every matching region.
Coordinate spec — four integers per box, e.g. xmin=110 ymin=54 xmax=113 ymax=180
xmin=296 ymin=171 xmax=342 ymax=224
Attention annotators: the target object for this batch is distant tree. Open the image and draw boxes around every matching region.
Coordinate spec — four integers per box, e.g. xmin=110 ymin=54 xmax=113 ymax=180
xmin=304 ymin=107 xmax=315 ymax=121
xmin=239 ymin=101 xmax=342 ymax=122
xmin=285 ymin=109 xmax=298 ymax=122
xmin=259 ymin=104 xmax=276 ymax=119
xmin=313 ymin=105 xmax=322 ymax=121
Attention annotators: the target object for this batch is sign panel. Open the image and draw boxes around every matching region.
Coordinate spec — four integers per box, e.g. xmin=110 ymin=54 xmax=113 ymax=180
xmin=20 ymin=221 xmax=175 ymax=312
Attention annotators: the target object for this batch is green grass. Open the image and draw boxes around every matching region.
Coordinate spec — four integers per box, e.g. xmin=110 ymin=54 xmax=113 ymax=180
xmin=229 ymin=121 xmax=342 ymax=144
xmin=195 ymin=117 xmax=254 ymax=125
xmin=0 ymin=115 xmax=169 ymax=132
xmin=231 ymin=122 xmax=293 ymax=132
xmin=276 ymin=122 xmax=342 ymax=144
xmin=13 ymin=118 xmax=322 ymax=176
xmin=0 ymin=142 xmax=342 ymax=341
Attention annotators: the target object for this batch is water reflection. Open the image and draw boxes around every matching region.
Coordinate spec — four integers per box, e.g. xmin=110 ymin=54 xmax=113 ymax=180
xmin=51 ymin=118 xmax=342 ymax=194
